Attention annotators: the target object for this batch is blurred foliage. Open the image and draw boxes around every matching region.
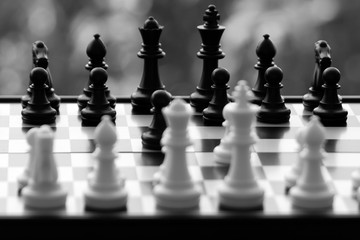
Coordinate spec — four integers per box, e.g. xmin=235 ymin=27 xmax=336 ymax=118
xmin=0 ymin=0 xmax=359 ymax=96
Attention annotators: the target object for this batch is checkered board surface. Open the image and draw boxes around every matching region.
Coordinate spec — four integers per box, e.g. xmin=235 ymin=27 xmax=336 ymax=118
xmin=0 ymin=101 xmax=360 ymax=217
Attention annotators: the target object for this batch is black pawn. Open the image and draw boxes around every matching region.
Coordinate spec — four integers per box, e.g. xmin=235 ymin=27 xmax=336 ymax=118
xmin=141 ymin=90 xmax=172 ymax=150
xmin=190 ymin=5 xmax=226 ymax=112
xmin=77 ymin=34 xmax=116 ymax=110
xmin=257 ymin=66 xmax=291 ymax=123
xmin=303 ymin=40 xmax=332 ymax=111
xmin=21 ymin=41 xmax=61 ymax=113
xmin=313 ymin=67 xmax=347 ymax=126
xmin=131 ymin=17 xmax=166 ymax=114
xmin=202 ymin=67 xmax=230 ymax=126
xmin=251 ymin=34 xmax=276 ymax=105
xmin=21 ymin=67 xmax=57 ymax=125
xmin=81 ymin=67 xmax=116 ymax=126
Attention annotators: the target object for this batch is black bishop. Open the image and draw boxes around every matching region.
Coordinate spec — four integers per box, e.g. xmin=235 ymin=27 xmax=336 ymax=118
xmin=77 ymin=34 xmax=116 ymax=110
xmin=251 ymin=34 xmax=276 ymax=105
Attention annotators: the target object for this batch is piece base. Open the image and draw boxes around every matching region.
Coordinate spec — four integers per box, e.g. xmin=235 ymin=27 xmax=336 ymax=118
xmin=22 ymin=186 xmax=67 ymax=209
xmin=154 ymin=185 xmax=201 ymax=210
xmin=218 ymin=183 xmax=264 ymax=209
xmin=84 ymin=188 xmax=128 ymax=210
xmin=289 ymin=186 xmax=334 ymax=210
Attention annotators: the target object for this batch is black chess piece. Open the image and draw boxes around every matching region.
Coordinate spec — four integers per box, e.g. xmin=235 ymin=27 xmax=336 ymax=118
xmin=302 ymin=40 xmax=332 ymax=111
xmin=257 ymin=66 xmax=291 ymax=123
xmin=21 ymin=67 xmax=57 ymax=125
xmin=313 ymin=67 xmax=347 ymax=126
xmin=131 ymin=17 xmax=166 ymax=114
xmin=190 ymin=5 xmax=225 ymax=112
xmin=251 ymin=34 xmax=277 ymax=105
xmin=81 ymin=67 xmax=116 ymax=126
xmin=202 ymin=67 xmax=230 ymax=126
xmin=77 ymin=34 xmax=116 ymax=110
xmin=21 ymin=41 xmax=61 ymax=113
xmin=141 ymin=89 xmax=172 ymax=150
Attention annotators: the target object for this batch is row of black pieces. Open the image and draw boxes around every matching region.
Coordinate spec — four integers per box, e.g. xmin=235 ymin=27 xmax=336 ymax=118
xmin=255 ymin=65 xmax=347 ymax=126
xmin=199 ymin=65 xmax=290 ymax=125
xmin=128 ymin=5 xmax=226 ymax=115
xmin=21 ymin=66 xmax=116 ymax=126
xmin=198 ymin=63 xmax=348 ymax=127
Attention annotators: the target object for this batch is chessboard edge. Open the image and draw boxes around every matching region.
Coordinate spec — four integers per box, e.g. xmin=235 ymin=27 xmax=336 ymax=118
xmin=1 ymin=95 xmax=360 ymax=103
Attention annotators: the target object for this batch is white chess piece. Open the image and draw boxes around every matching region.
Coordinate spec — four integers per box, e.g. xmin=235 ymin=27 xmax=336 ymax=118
xmin=289 ymin=116 xmax=334 ymax=210
xmin=153 ymin=99 xmax=201 ymax=209
xmin=284 ymin=126 xmax=306 ymax=191
xmin=22 ymin=125 xmax=67 ymax=209
xmin=218 ymin=80 xmax=264 ymax=209
xmin=18 ymin=127 xmax=38 ymax=188
xmin=213 ymin=101 xmax=234 ymax=164
xmin=352 ymin=169 xmax=360 ymax=198
xmin=214 ymin=82 xmax=256 ymax=165
xmin=152 ymin=128 xmax=169 ymax=185
xmin=84 ymin=115 xmax=127 ymax=210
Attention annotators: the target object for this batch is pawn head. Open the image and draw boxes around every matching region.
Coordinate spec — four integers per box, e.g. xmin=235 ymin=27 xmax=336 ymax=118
xmin=304 ymin=115 xmax=326 ymax=148
xmin=30 ymin=67 xmax=48 ymax=86
xmin=94 ymin=115 xmax=117 ymax=147
xmin=323 ymin=67 xmax=341 ymax=85
xmin=151 ymin=89 xmax=172 ymax=109
xmin=90 ymin=67 xmax=108 ymax=87
xmin=36 ymin=125 xmax=54 ymax=153
xmin=265 ymin=66 xmax=283 ymax=84
xmin=212 ymin=67 xmax=230 ymax=86
xmin=26 ymin=127 xmax=39 ymax=146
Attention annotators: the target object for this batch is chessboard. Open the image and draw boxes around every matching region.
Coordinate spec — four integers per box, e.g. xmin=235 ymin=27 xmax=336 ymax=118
xmin=1 ymin=96 xmax=360 ymax=237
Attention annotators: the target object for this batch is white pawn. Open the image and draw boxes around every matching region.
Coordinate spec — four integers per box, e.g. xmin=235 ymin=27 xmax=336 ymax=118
xmin=84 ymin=115 xmax=127 ymax=210
xmin=153 ymin=99 xmax=201 ymax=209
xmin=218 ymin=80 xmax=264 ymax=209
xmin=289 ymin=116 xmax=334 ymax=210
xmin=22 ymin=125 xmax=67 ymax=209
xmin=18 ymin=127 xmax=39 ymax=189
xmin=284 ymin=126 xmax=306 ymax=192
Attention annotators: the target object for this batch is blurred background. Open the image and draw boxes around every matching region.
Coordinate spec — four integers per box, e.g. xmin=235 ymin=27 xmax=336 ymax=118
xmin=0 ymin=0 xmax=358 ymax=97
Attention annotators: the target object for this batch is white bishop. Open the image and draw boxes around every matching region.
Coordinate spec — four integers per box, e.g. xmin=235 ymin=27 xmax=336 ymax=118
xmin=84 ymin=115 xmax=127 ymax=210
